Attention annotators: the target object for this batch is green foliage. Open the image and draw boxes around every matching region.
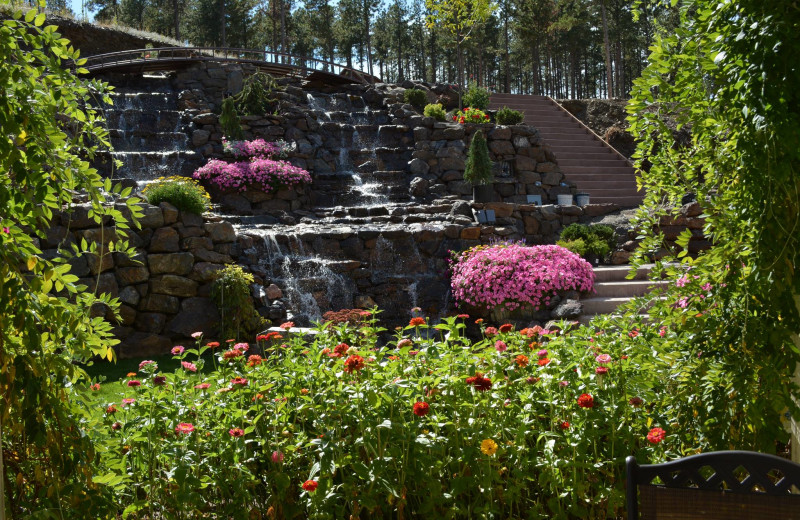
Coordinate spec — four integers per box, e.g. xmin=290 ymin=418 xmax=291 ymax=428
xmin=210 ymin=265 xmax=266 ymax=339
xmin=403 ymin=88 xmax=427 ymax=108
xmin=219 ymin=96 xmax=244 ymax=140
xmin=141 ymin=176 xmax=211 ymax=214
xmin=0 ymin=4 xmax=141 ymax=515
xmin=495 ymin=105 xmax=524 ymax=125
xmin=624 ymin=0 xmax=800 ymax=453
xmin=463 ymin=129 xmax=493 ymax=185
xmin=79 ymin=314 xmax=670 ymax=519
xmin=558 ymin=224 xmax=616 ymax=261
xmin=423 ymin=102 xmax=447 ymax=121
xmin=233 ymin=72 xmax=278 ymax=117
xmin=462 ymin=83 xmax=490 ymax=110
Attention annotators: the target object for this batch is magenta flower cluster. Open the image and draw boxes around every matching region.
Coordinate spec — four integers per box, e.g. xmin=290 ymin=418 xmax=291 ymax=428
xmin=223 ymin=138 xmax=282 ymax=159
xmin=193 ymin=158 xmax=311 ymax=193
xmin=450 ymin=243 xmax=594 ymax=310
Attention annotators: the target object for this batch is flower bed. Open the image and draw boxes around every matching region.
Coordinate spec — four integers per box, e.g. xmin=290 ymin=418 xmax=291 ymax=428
xmin=450 ymin=243 xmax=595 ymax=311
xmin=80 ymin=314 xmax=671 ymax=519
xmin=193 ymin=157 xmax=311 ymax=193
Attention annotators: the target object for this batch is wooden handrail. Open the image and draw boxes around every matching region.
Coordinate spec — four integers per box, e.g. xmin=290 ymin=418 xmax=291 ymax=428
xmin=77 ymin=47 xmax=381 ymax=84
xmin=544 ymin=95 xmax=635 ymax=168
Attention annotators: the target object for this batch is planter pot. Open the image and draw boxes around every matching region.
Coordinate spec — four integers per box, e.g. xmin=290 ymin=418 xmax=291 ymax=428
xmin=472 ymin=184 xmax=495 ymax=203
xmin=557 ymin=193 xmax=574 ymax=206
xmin=576 ymin=193 xmax=590 ymax=207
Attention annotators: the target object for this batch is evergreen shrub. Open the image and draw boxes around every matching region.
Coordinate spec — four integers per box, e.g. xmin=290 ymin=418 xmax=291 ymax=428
xmin=404 ymin=88 xmax=427 ymax=108
xmin=495 ymin=106 xmax=524 ymax=125
xmin=423 ymin=103 xmax=447 ymax=120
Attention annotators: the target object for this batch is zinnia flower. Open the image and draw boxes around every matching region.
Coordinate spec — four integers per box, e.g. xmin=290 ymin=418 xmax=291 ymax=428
xmin=647 ymin=427 xmax=666 ymax=444
xmin=247 ymin=355 xmax=263 ymax=367
xmin=413 ymin=401 xmax=430 ymax=417
xmin=139 ymin=360 xmax=155 ymax=370
xmin=560 ymin=421 xmax=570 ymax=430
xmin=111 ymin=422 xmax=121 ymax=430
xmin=106 ymin=405 xmax=118 ymax=414
xmin=302 ymin=480 xmax=318 ymax=492
xmin=153 ymin=376 xmax=167 ymax=386
xmin=595 ymin=366 xmax=608 ymax=375
xmin=231 ymin=377 xmax=249 ymax=387
xmin=272 ymin=450 xmax=284 ymax=463
xmin=466 ymin=372 xmax=492 ymax=392
xmin=536 ymin=349 xmax=548 ymax=358
xmin=194 ymin=383 xmax=210 ymax=390
xmin=127 ymin=380 xmax=141 ymax=387
xmin=397 ymin=338 xmax=413 ymax=349
xmin=191 ymin=331 xmax=203 ymax=338
xmin=494 ymin=340 xmax=508 ymax=352
xmin=331 ymin=343 xmax=349 ymax=358
xmin=233 ymin=342 xmax=249 ymax=353
xmin=223 ymin=349 xmax=242 ymax=360
xmin=181 ymin=361 xmax=197 ymax=372
xmin=577 ymin=393 xmax=594 ymax=408
xmin=229 ymin=428 xmax=245 ymax=437
xmin=409 ymin=317 xmax=426 ymax=327
xmin=484 ymin=327 xmax=498 ymax=337
xmin=280 ymin=321 xmax=295 ymax=330
xmin=206 ymin=341 xmax=220 ymax=348
xmin=499 ymin=323 xmax=513 ymax=333
xmin=171 ymin=346 xmax=185 ymax=356
xmin=629 ymin=397 xmax=643 ymax=407
xmin=515 ymin=355 xmax=529 ymax=367
xmin=537 ymin=358 xmax=551 ymax=366
xmin=457 ymin=314 xmax=470 ymax=319
xmin=343 ymin=354 xmax=365 ymax=373
xmin=595 ymin=354 xmax=612 ymax=365
xmin=480 ymin=439 xmax=498 ymax=456
xmin=90 ymin=383 xmax=101 ymax=391
xmin=175 ymin=422 xmax=194 ymax=435
xmin=122 ymin=398 xmax=135 ymax=406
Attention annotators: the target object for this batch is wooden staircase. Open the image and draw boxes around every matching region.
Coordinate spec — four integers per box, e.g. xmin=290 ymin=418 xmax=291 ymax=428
xmin=489 ymin=94 xmax=643 ymax=207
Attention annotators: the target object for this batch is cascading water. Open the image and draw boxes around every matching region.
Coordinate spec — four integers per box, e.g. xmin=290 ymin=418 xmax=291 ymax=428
xmin=250 ymin=229 xmax=355 ymax=326
xmin=97 ymin=74 xmax=198 ymax=183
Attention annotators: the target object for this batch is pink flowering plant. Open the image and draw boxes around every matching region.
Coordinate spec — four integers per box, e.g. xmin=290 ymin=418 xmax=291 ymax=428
xmin=222 ymin=138 xmax=292 ymax=159
xmin=193 ymin=157 xmax=311 ymax=193
xmin=450 ymin=242 xmax=594 ymax=311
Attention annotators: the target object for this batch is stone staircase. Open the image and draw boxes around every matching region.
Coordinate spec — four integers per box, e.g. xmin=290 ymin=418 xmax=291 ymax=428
xmin=580 ymin=264 xmax=667 ymax=322
xmin=488 ymin=94 xmax=642 ymax=207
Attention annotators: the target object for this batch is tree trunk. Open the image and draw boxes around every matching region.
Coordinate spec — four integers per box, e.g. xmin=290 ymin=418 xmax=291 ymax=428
xmin=429 ymin=28 xmax=437 ymax=82
xmin=365 ymin=0 xmax=373 ymax=76
xmin=503 ymin=0 xmax=510 ymax=93
xmin=172 ymin=0 xmax=180 ymax=40
xmin=600 ymin=0 xmax=613 ymax=99
xmin=220 ymin=0 xmax=226 ymax=47
xmin=457 ymin=36 xmax=463 ymax=108
xmin=280 ymin=0 xmax=287 ymax=63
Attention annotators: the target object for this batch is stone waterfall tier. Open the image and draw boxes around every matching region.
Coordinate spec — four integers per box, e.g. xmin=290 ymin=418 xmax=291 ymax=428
xmin=93 ymin=74 xmax=200 ymax=181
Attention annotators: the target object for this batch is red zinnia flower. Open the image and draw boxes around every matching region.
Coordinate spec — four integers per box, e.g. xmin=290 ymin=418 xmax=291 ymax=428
xmin=206 ymin=341 xmax=220 ymax=348
xmin=90 ymin=383 xmax=101 ymax=391
xmin=223 ymin=349 xmax=242 ymax=360
xmin=280 ymin=321 xmax=295 ymax=330
xmin=515 ymin=355 xmax=529 ymax=367
xmin=302 ymin=480 xmax=318 ymax=492
xmin=343 ymin=354 xmax=365 ymax=373
xmin=577 ymin=393 xmax=594 ymax=408
xmin=537 ymin=358 xmax=551 ymax=366
xmin=499 ymin=323 xmax=513 ymax=333
xmin=231 ymin=377 xmax=249 ymax=387
xmin=153 ymin=376 xmax=167 ymax=386
xmin=466 ymin=372 xmax=492 ymax=392
xmin=595 ymin=366 xmax=608 ymax=375
xmin=560 ymin=421 xmax=570 ymax=430
xmin=409 ymin=317 xmax=426 ymax=327
xmin=229 ymin=428 xmax=245 ymax=437
xmin=106 ymin=405 xmax=118 ymax=414
xmin=457 ymin=314 xmax=469 ymax=319
xmin=413 ymin=401 xmax=430 ymax=417
xmin=629 ymin=396 xmax=644 ymax=407
xmin=331 ymin=343 xmax=349 ymax=358
xmin=647 ymin=427 xmax=666 ymax=444
xmin=247 ymin=355 xmax=263 ymax=367
xmin=127 ymin=380 xmax=141 ymax=387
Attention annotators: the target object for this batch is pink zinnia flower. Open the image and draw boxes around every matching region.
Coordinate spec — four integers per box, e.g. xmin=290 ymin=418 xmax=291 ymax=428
xmin=494 ymin=340 xmax=508 ymax=352
xmin=181 ymin=361 xmax=197 ymax=372
xmin=194 ymin=383 xmax=210 ymax=390
xmin=171 ymin=346 xmax=185 ymax=356
xmin=233 ymin=342 xmax=249 ymax=353
xmin=191 ymin=331 xmax=203 ymax=338
xmin=536 ymin=349 xmax=548 ymax=359
xmin=139 ymin=360 xmax=155 ymax=370
xmin=595 ymin=354 xmax=612 ymax=365
xmin=121 ymin=398 xmax=135 ymax=406
xmin=272 ymin=450 xmax=284 ymax=463
xmin=229 ymin=428 xmax=245 ymax=437
xmin=175 ymin=423 xmax=195 ymax=435
xmin=279 ymin=321 xmax=295 ymax=330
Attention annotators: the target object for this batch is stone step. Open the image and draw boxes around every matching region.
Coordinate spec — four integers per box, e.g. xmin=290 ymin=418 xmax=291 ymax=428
xmin=593 ymin=264 xmax=655 ymax=282
xmin=561 ymin=166 xmax=636 ymax=175
xmin=593 ymin=280 xmax=669 ymax=298
xmin=557 ymin=158 xmax=629 ymax=168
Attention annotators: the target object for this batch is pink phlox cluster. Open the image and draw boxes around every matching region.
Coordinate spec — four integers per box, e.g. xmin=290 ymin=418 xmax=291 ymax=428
xmin=193 ymin=158 xmax=311 ymax=193
xmin=223 ymin=138 xmax=282 ymax=159
xmin=450 ymin=244 xmax=594 ymax=311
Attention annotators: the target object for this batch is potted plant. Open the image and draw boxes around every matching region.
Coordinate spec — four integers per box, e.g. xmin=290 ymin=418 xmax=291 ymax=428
xmin=464 ymin=129 xmax=494 ymax=202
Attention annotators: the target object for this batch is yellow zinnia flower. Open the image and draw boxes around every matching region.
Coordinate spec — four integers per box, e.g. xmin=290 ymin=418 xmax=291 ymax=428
xmin=480 ymin=438 xmax=498 ymax=456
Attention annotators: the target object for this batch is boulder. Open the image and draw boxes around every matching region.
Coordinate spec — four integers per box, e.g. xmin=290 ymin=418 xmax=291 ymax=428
xmin=148 ymin=252 xmax=194 ymax=275
xmin=149 ymin=227 xmax=180 ymax=253
xmin=150 ymin=275 xmax=199 ymax=298
xmin=552 ymin=299 xmax=583 ymax=319
xmin=135 ymin=312 xmax=167 ymax=334
xmin=138 ymin=293 xmax=180 ymax=314
xmin=117 ymin=266 xmax=150 ymax=285
xmin=204 ymin=221 xmax=236 ymax=243
xmin=166 ymin=297 xmax=220 ymax=337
